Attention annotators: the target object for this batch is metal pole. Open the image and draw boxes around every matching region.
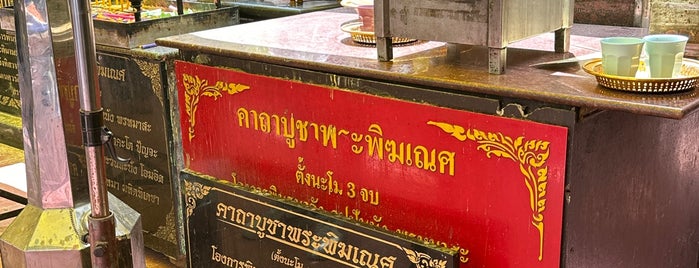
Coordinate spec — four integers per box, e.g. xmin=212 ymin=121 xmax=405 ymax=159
xmin=177 ymin=0 xmax=183 ymax=15
xmin=67 ymin=0 xmax=117 ymax=266
xmin=1 ymin=0 xmax=143 ymax=266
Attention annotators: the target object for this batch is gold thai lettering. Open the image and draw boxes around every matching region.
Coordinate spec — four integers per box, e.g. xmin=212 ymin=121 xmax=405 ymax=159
xmin=310 ymin=231 xmax=340 ymax=255
xmin=215 ymin=201 xmax=397 ymax=268
xmin=358 ymin=249 xmax=382 ymax=268
xmin=105 ymin=157 xmax=138 ymax=175
xmin=112 ymin=134 xmax=159 ymax=160
xmin=106 ymin=178 xmax=120 ymax=191
xmin=395 ymin=229 xmax=449 ymax=248
xmin=352 ymin=124 xmax=455 ymax=176
xmin=285 ymin=225 xmax=304 ymax=244
xmin=236 ymin=106 xmax=350 ymax=149
xmin=320 ymin=124 xmax=342 ymax=149
xmin=58 ymin=84 xmax=79 ymax=109
xmin=360 ymin=188 xmax=379 ymax=206
xmin=116 ymin=114 xmax=152 ymax=132
xmin=0 ymin=95 xmax=20 ymax=109
xmin=296 ymin=120 xmax=309 ymax=142
xmin=135 ymin=139 xmax=158 ymax=159
xmin=211 ymin=245 xmax=256 ymax=268
xmin=234 ymin=107 xmax=458 ymax=177
xmin=331 ymin=206 xmax=385 ymax=228
xmin=223 ymin=175 xmax=451 ymax=266
xmin=271 ymin=249 xmax=304 ymax=268
xmin=337 ymin=242 xmax=358 ymax=263
xmin=121 ymin=183 xmax=159 ymax=205
xmin=236 ymin=209 xmax=250 ymax=226
xmin=366 ymin=124 xmax=384 ymax=159
xmin=295 ymin=157 xmax=343 ymax=196
xmin=97 ymin=65 xmax=126 ymax=81
xmin=0 ymin=73 xmax=17 ymax=83
xmin=385 ymin=140 xmax=412 ymax=165
xmin=113 ymin=135 xmax=134 ymax=151
xmin=0 ymin=33 xmax=14 ymax=43
xmin=413 ymin=145 xmax=436 ymax=172
xmin=438 ymin=151 xmax=456 ymax=176
xmin=346 ymin=182 xmax=356 ymax=198
xmin=0 ymin=56 xmax=17 ymax=69
xmin=64 ymin=122 xmax=78 ymax=136
xmin=258 ymin=112 xmax=271 ymax=133
xmin=237 ymin=108 xmax=249 ymax=128
xmin=281 ymin=115 xmax=296 ymax=148
xmin=140 ymin=163 xmax=164 ymax=184
xmin=103 ymin=108 xmax=115 ymax=123
xmin=230 ymin=173 xmax=323 ymax=211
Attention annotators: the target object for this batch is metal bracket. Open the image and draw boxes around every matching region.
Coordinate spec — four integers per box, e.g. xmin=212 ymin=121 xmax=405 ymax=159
xmin=81 ymin=109 xmax=130 ymax=163
xmin=102 ymin=127 xmax=131 ymax=164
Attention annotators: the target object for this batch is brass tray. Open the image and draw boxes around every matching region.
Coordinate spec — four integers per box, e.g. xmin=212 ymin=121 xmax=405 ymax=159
xmin=341 ymin=20 xmax=417 ymax=45
xmin=583 ymin=58 xmax=699 ymax=93
xmin=339 ymin=0 xmax=372 ymax=8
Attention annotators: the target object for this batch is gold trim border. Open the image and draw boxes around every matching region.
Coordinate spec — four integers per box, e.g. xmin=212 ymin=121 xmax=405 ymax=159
xmin=181 ymin=73 xmax=250 ymax=141
xmin=135 ymin=59 xmax=164 ymax=108
xmin=184 ymin=180 xmax=211 ymax=217
xmin=428 ymin=121 xmax=551 ymax=261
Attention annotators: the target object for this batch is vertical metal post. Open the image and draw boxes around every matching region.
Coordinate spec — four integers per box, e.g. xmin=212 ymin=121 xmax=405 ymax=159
xmin=375 ymin=0 xmax=393 ymax=62
xmin=67 ymin=0 xmax=116 ymax=266
xmin=0 ymin=0 xmax=144 ymax=267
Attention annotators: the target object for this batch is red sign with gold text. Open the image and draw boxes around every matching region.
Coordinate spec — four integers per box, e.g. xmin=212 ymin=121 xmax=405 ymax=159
xmin=176 ymin=61 xmax=568 ymax=268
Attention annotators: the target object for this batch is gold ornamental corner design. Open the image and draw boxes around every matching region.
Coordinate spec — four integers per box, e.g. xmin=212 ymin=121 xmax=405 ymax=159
xmin=153 ymin=209 xmax=178 ymax=244
xmin=184 ymin=180 xmax=212 ymax=217
xmin=402 ymin=247 xmax=448 ymax=268
xmin=428 ymin=121 xmax=551 ymax=261
xmin=135 ymin=59 xmax=164 ymax=108
xmin=182 ymin=73 xmax=250 ymax=141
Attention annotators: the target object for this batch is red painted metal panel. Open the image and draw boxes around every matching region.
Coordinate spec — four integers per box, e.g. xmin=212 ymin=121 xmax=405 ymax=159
xmin=176 ymin=60 xmax=568 ymax=268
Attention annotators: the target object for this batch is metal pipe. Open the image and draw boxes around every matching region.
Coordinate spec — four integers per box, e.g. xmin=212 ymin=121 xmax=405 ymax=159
xmin=130 ymin=0 xmax=142 ymax=22
xmin=67 ymin=0 xmax=117 ymax=266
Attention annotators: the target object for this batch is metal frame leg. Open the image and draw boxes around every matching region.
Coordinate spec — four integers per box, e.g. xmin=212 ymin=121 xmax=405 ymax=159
xmin=489 ymin=47 xmax=507 ymax=74
xmin=555 ymin=27 xmax=571 ymax=53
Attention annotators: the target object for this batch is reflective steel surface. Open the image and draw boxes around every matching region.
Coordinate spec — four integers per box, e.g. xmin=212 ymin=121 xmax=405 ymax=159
xmin=0 ymin=0 xmax=145 ymax=266
xmin=15 ymin=0 xmax=73 ymax=209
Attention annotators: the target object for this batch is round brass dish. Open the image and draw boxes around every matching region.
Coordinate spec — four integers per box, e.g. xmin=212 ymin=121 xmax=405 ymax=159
xmin=340 ymin=20 xmax=417 ymax=45
xmin=340 ymin=0 xmax=373 ymax=8
xmin=583 ymin=58 xmax=699 ymax=93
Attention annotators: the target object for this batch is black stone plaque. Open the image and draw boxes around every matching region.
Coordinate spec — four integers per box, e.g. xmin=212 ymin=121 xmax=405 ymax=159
xmin=97 ymin=48 xmax=181 ymax=257
xmin=0 ymin=28 xmax=20 ymax=117
xmin=182 ymin=170 xmax=458 ymax=268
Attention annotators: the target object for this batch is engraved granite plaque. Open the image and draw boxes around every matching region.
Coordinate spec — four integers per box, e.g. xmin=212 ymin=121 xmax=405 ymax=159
xmin=182 ymin=170 xmax=458 ymax=268
xmin=0 ymin=28 xmax=20 ymax=117
xmin=97 ymin=48 xmax=181 ymax=257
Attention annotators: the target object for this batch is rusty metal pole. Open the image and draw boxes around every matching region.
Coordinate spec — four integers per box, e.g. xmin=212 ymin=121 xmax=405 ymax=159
xmin=67 ymin=0 xmax=117 ymax=266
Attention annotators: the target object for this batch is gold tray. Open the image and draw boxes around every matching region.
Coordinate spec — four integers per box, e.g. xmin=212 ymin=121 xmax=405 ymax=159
xmin=583 ymin=58 xmax=699 ymax=93
xmin=341 ymin=20 xmax=417 ymax=45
